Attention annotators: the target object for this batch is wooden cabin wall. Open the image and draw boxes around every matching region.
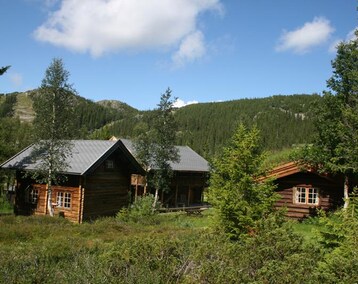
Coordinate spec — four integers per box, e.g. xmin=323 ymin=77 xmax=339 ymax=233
xmin=274 ymin=172 xmax=343 ymax=219
xmin=166 ymin=172 xmax=207 ymax=207
xmin=14 ymin=171 xmax=81 ymax=222
xmin=82 ymin=157 xmax=131 ymax=221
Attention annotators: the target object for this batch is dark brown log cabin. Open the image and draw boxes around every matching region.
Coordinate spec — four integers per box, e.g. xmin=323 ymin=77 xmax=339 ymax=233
xmin=263 ymin=162 xmax=343 ymax=219
xmin=1 ymin=140 xmax=144 ymax=223
xmin=121 ymin=139 xmax=209 ymax=208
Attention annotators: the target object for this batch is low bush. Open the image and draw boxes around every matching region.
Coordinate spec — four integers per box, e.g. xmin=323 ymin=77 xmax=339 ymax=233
xmin=116 ymin=194 xmax=160 ymax=224
xmin=0 ymin=195 xmax=13 ymax=213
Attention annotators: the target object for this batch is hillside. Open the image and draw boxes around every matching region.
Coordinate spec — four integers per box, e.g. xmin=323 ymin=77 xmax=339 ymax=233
xmin=0 ymin=91 xmax=138 ymax=136
xmin=0 ymin=91 xmax=320 ymax=160
xmin=93 ymin=94 xmax=320 ymax=158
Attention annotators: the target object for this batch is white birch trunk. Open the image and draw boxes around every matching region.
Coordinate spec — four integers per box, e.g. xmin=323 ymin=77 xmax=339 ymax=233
xmin=152 ymin=188 xmax=159 ymax=211
xmin=343 ymin=175 xmax=349 ymax=209
xmin=47 ymin=168 xmax=54 ymax=217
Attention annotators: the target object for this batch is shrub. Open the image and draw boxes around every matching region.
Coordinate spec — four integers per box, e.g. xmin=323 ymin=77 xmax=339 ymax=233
xmin=117 ymin=194 xmax=159 ymax=223
xmin=0 ymin=195 xmax=13 ymax=213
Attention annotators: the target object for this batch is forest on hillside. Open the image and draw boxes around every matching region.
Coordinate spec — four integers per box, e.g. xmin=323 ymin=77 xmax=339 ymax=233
xmin=0 ymin=90 xmax=320 ymax=163
xmin=92 ymin=94 xmax=320 ymax=158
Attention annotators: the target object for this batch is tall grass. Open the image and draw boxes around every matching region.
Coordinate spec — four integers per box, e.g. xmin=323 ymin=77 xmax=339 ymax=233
xmin=0 ymin=196 xmax=13 ymax=214
xmin=0 ymin=210 xmax=356 ymax=283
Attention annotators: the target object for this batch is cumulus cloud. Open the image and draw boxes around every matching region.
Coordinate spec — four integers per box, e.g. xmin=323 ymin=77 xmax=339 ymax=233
xmin=173 ymin=98 xmax=198 ymax=108
xmin=34 ymin=0 xmax=222 ymax=58
xmin=172 ymin=31 xmax=206 ymax=68
xmin=276 ymin=17 xmax=335 ymax=54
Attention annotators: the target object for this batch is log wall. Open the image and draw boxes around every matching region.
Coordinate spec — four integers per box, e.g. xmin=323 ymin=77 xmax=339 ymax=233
xmin=82 ymin=156 xmax=131 ymax=221
xmin=274 ymin=172 xmax=343 ymax=219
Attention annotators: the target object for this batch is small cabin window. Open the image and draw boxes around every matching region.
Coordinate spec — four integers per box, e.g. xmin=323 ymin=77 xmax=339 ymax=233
xmin=25 ymin=187 xmax=39 ymax=204
xmin=294 ymin=186 xmax=319 ymax=205
xmin=56 ymin=192 xmax=71 ymax=209
xmin=105 ymin=159 xmax=114 ymax=169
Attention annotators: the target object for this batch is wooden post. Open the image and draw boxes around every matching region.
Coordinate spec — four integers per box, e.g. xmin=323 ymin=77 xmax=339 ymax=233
xmin=187 ymin=185 xmax=191 ymax=206
xmin=175 ymin=184 xmax=178 ymax=207
xmin=135 ymin=175 xmax=138 ymax=201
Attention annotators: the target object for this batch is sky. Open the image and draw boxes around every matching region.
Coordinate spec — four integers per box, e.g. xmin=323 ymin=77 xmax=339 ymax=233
xmin=0 ymin=0 xmax=357 ymax=110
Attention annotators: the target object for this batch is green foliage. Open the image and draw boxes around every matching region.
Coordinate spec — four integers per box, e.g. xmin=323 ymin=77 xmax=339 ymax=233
xmin=31 ymin=58 xmax=79 ymax=216
xmin=94 ymin=94 xmax=318 ymax=158
xmin=134 ymin=88 xmax=179 ymax=202
xmin=0 ymin=66 xmax=10 ymax=76
xmin=0 ymin=196 xmax=13 ymax=213
xmin=1 ymin=210 xmax=358 ymax=283
xmin=0 ymin=117 xmax=33 ymax=164
xmin=313 ymin=206 xmax=358 ymax=283
xmin=117 ymin=194 xmax=159 ymax=223
xmin=293 ymin=30 xmax=358 ymax=208
xmin=208 ymin=124 xmax=278 ymax=239
xmin=0 ymin=93 xmax=17 ymax=117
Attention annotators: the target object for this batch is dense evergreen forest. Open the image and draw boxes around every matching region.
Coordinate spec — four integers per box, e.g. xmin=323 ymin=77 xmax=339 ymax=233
xmin=0 ymin=90 xmax=320 ymax=162
xmin=93 ymin=94 xmax=319 ymax=158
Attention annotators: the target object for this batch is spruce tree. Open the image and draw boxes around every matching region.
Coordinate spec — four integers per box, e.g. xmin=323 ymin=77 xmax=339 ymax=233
xmin=208 ymin=124 xmax=277 ymax=239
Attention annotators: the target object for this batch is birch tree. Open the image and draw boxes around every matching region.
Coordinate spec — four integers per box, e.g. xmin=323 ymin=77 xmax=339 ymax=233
xmin=134 ymin=88 xmax=179 ymax=208
xmin=294 ymin=30 xmax=358 ymax=209
xmin=31 ymin=58 xmax=77 ymax=216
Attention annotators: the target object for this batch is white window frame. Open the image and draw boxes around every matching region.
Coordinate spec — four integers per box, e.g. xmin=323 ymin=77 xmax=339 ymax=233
xmin=56 ymin=192 xmax=72 ymax=209
xmin=30 ymin=188 xmax=39 ymax=204
xmin=25 ymin=187 xmax=39 ymax=204
xmin=294 ymin=186 xmax=319 ymax=205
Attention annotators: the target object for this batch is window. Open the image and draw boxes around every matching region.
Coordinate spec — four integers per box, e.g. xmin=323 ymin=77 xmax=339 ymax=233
xmin=56 ymin=192 xmax=71 ymax=209
xmin=105 ymin=159 xmax=114 ymax=169
xmin=30 ymin=189 xmax=39 ymax=204
xmin=25 ymin=186 xmax=38 ymax=204
xmin=294 ymin=186 xmax=319 ymax=205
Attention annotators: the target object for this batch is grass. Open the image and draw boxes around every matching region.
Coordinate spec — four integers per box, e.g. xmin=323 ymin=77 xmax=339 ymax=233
xmin=291 ymin=220 xmax=320 ymax=244
xmin=0 ymin=196 xmax=13 ymax=214
xmin=0 ymin=210 xmax=353 ymax=283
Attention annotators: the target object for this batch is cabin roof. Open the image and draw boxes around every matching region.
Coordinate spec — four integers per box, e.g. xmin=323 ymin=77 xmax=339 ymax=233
xmin=263 ymin=162 xmax=305 ymax=180
xmin=1 ymin=139 xmax=209 ymax=175
xmin=259 ymin=161 xmax=336 ymax=183
xmin=0 ymin=140 xmax=144 ymax=175
xmin=120 ymin=139 xmax=210 ymax=173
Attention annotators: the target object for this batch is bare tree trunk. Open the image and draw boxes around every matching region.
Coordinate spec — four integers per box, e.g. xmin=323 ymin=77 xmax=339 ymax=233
xmin=343 ymin=175 xmax=349 ymax=209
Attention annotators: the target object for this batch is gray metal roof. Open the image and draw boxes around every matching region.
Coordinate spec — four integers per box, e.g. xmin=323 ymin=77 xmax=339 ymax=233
xmin=0 ymin=140 xmax=142 ymax=175
xmin=1 ymin=139 xmax=209 ymax=175
xmin=120 ymin=139 xmax=209 ymax=173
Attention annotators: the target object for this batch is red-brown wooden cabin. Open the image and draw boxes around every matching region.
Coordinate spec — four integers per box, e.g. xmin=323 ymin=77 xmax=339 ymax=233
xmin=263 ymin=162 xmax=343 ymax=219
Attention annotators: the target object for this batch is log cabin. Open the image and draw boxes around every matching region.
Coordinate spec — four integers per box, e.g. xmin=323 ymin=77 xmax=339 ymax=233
xmin=119 ymin=139 xmax=209 ymax=208
xmin=0 ymin=140 xmax=144 ymax=222
xmin=263 ymin=162 xmax=343 ymax=219
xmin=1 ymin=139 xmax=210 ymax=221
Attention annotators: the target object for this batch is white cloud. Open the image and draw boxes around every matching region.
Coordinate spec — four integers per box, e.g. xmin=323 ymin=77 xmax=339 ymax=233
xmin=328 ymin=27 xmax=357 ymax=53
xmin=172 ymin=31 xmax=206 ymax=68
xmin=34 ymin=0 xmax=222 ymax=58
xmin=173 ymin=98 xmax=198 ymax=108
xmin=276 ymin=17 xmax=335 ymax=54
xmin=9 ymin=73 xmax=23 ymax=87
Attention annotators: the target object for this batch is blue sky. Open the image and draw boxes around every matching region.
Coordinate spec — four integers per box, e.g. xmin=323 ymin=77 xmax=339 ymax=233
xmin=1 ymin=0 xmax=356 ymax=110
